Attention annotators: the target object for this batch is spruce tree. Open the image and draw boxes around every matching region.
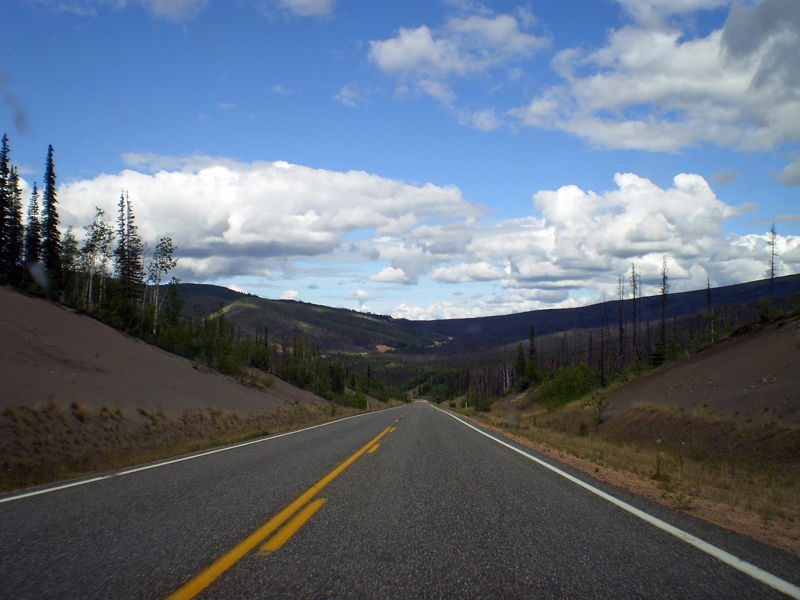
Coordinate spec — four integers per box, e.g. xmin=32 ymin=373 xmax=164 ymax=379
xmin=527 ymin=323 xmax=538 ymax=381
xmin=5 ymin=167 xmax=25 ymax=282
xmin=656 ymin=255 xmax=669 ymax=366
xmin=24 ymin=183 xmax=42 ymax=266
xmin=514 ymin=341 xmax=527 ymax=380
xmin=60 ymin=227 xmax=80 ymax=301
xmin=113 ymin=191 xmax=144 ymax=301
xmin=113 ymin=192 xmax=127 ymax=280
xmin=40 ymin=145 xmax=62 ymax=290
xmin=125 ymin=196 xmax=144 ymax=292
xmin=0 ymin=134 xmax=11 ymax=274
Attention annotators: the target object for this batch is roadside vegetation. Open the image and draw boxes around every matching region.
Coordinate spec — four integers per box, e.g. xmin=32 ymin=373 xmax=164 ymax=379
xmin=0 ymin=399 xmax=375 ymax=492
xmin=458 ymin=401 xmax=800 ymax=556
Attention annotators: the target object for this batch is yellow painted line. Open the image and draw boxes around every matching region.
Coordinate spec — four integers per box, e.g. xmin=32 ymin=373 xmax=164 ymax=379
xmin=367 ymin=444 xmax=380 ymax=453
xmin=165 ymin=426 xmax=392 ymax=600
xmin=395 ymin=419 xmax=399 ymax=422
xmin=260 ymin=498 xmax=327 ymax=554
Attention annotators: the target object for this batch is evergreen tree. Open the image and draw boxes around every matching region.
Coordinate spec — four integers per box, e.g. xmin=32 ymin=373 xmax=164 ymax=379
xmin=527 ymin=323 xmax=538 ymax=381
xmin=24 ymin=183 xmax=42 ymax=267
xmin=617 ymin=276 xmax=625 ymax=369
xmin=0 ymin=134 xmax=9 ymax=270
xmin=5 ymin=167 xmax=25 ymax=282
xmin=60 ymin=227 xmax=80 ymax=301
xmin=514 ymin=341 xmax=527 ymax=380
xmin=654 ymin=255 xmax=669 ymax=367
xmin=630 ymin=263 xmax=638 ymax=359
xmin=161 ymin=277 xmax=184 ymax=329
xmin=40 ymin=145 xmax=62 ymax=290
xmin=113 ymin=191 xmax=145 ymax=301
xmin=706 ymin=277 xmax=714 ymax=342
xmin=113 ymin=192 xmax=127 ymax=280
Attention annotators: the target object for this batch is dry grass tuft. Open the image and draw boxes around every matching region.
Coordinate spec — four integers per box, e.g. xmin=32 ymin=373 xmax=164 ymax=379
xmin=0 ymin=400 xmax=374 ymax=493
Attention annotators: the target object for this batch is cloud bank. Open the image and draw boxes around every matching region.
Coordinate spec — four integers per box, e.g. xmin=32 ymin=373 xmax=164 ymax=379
xmin=49 ymin=154 xmax=798 ymax=319
xmin=56 ymin=154 xmax=481 ymax=284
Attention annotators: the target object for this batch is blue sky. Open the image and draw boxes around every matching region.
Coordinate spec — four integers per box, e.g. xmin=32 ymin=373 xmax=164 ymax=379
xmin=2 ymin=0 xmax=799 ymax=318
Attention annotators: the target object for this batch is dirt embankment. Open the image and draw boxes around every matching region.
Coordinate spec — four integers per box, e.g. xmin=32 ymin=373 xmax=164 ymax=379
xmin=602 ymin=316 xmax=800 ymax=427
xmin=0 ymin=285 xmax=375 ymax=491
xmin=0 ymin=286 xmax=324 ymax=419
xmin=0 ymin=400 xmax=359 ymax=491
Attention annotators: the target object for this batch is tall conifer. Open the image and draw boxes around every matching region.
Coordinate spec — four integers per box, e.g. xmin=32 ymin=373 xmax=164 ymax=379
xmin=24 ymin=183 xmax=42 ymax=266
xmin=41 ymin=145 xmax=61 ymax=290
xmin=0 ymin=134 xmax=9 ymax=266
xmin=5 ymin=167 xmax=25 ymax=281
xmin=113 ymin=191 xmax=144 ymax=300
xmin=113 ymin=192 xmax=127 ymax=280
xmin=527 ymin=323 xmax=538 ymax=381
xmin=659 ymin=255 xmax=669 ymax=355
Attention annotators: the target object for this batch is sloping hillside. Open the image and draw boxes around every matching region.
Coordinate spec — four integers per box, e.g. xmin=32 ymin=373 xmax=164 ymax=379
xmin=602 ymin=315 xmax=800 ymax=427
xmin=221 ymin=295 xmax=442 ymax=352
xmin=0 ymin=286 xmax=324 ymax=419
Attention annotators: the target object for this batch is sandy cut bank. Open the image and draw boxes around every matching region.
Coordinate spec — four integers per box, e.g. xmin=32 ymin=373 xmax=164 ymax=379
xmin=0 ymin=286 xmax=325 ymax=419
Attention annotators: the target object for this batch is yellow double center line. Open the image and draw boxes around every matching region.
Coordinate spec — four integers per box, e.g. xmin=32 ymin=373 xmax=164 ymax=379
xmin=166 ymin=425 xmax=393 ymax=600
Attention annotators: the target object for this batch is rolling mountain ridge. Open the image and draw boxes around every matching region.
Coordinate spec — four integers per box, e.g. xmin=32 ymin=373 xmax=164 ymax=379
xmin=176 ymin=273 xmax=800 ymax=353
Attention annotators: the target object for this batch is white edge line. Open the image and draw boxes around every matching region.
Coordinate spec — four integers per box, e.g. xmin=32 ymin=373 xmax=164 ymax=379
xmin=434 ymin=406 xmax=800 ymax=600
xmin=0 ymin=406 xmax=402 ymax=505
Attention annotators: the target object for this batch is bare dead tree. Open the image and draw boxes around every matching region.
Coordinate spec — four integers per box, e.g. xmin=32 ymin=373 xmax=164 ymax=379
xmin=618 ymin=276 xmax=625 ymax=369
xmin=766 ymin=223 xmax=777 ymax=300
xmin=659 ymin=255 xmax=669 ymax=353
xmin=706 ymin=277 xmax=714 ymax=342
xmin=630 ymin=263 xmax=638 ymax=359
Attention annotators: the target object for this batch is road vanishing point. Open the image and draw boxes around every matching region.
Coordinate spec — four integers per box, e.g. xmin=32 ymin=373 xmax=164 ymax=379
xmin=1 ymin=402 xmax=799 ymax=599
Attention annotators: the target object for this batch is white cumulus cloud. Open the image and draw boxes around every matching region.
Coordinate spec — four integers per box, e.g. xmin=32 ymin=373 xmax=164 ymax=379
xmin=509 ymin=0 xmax=800 ymax=154
xmin=431 ymin=261 xmax=503 ymax=283
xmin=369 ymin=267 xmax=410 ymax=284
xmin=369 ymin=8 xmax=549 ymax=127
xmin=56 ymin=154 xmax=481 ymax=283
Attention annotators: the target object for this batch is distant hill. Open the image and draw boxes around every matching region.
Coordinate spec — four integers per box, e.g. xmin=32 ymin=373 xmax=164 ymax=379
xmin=174 ymin=273 xmax=800 ymax=354
xmin=408 ymin=274 xmax=800 ymax=352
xmin=221 ymin=296 xmax=442 ymax=352
xmin=176 ymin=283 xmax=255 ymax=317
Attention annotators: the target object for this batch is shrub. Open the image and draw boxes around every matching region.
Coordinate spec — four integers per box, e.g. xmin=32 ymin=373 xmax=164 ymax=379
xmin=538 ymin=363 xmax=600 ymax=408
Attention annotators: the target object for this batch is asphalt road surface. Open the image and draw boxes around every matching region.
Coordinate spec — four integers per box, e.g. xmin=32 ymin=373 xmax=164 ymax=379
xmin=1 ymin=402 xmax=799 ymax=599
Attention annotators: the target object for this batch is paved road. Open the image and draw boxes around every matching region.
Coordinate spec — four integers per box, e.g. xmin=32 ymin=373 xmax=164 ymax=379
xmin=1 ymin=402 xmax=799 ymax=599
